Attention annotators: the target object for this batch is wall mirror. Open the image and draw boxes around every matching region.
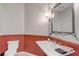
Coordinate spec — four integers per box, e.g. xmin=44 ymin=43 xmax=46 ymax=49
xmin=51 ymin=3 xmax=73 ymax=34
xmin=48 ymin=3 xmax=79 ymax=41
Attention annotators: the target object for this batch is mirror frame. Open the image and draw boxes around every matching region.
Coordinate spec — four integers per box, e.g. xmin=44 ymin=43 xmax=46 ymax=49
xmin=49 ymin=3 xmax=79 ymax=41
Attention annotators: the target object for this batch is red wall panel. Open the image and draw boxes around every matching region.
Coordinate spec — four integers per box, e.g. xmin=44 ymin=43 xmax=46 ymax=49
xmin=0 ymin=34 xmax=24 ymax=54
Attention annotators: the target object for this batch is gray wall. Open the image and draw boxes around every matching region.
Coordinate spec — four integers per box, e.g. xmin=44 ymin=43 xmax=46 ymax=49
xmin=25 ymin=3 xmax=49 ymax=35
xmin=0 ymin=3 xmax=24 ymax=35
xmin=0 ymin=3 xmax=55 ymax=36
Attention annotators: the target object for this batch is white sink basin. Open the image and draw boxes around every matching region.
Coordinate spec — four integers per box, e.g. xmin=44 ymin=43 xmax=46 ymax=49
xmin=36 ymin=40 xmax=75 ymax=56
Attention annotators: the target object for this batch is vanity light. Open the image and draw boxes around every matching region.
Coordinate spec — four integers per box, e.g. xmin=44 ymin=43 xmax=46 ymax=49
xmin=51 ymin=13 xmax=55 ymax=18
xmin=45 ymin=12 xmax=55 ymax=20
xmin=45 ymin=12 xmax=51 ymax=19
xmin=45 ymin=12 xmax=49 ymax=19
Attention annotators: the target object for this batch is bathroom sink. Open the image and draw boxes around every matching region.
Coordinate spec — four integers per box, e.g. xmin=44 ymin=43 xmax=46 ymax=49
xmin=36 ymin=40 xmax=75 ymax=56
xmin=36 ymin=40 xmax=62 ymax=56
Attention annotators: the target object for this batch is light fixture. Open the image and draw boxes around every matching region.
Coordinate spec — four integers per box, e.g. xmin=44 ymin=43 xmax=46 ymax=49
xmin=45 ymin=11 xmax=55 ymax=20
xmin=45 ymin=12 xmax=49 ymax=19
xmin=51 ymin=13 xmax=55 ymax=18
xmin=45 ymin=11 xmax=51 ymax=19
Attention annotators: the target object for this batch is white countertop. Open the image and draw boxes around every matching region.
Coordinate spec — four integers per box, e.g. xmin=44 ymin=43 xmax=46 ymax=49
xmin=36 ymin=40 xmax=75 ymax=56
